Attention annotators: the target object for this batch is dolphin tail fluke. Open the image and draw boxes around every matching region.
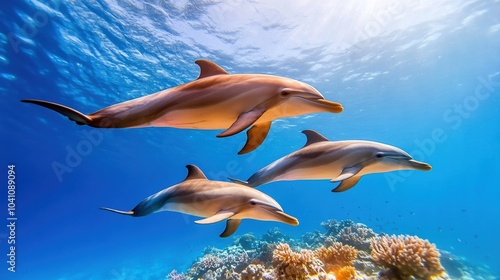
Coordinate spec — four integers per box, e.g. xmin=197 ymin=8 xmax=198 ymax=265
xmin=21 ymin=99 xmax=92 ymax=125
xmin=228 ymin=177 xmax=251 ymax=187
xmin=100 ymin=207 xmax=135 ymax=216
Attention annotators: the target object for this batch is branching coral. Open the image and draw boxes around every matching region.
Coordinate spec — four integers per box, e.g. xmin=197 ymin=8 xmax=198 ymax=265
xmin=186 ymin=245 xmax=252 ymax=279
xmin=315 ymin=242 xmax=358 ymax=268
xmin=315 ymin=242 xmax=358 ymax=280
xmin=370 ymin=234 xmax=445 ymax=280
xmin=241 ymin=263 xmax=265 ymax=280
xmin=166 ymin=269 xmax=186 ymax=280
xmin=272 ymin=242 xmax=324 ymax=279
xmin=336 ymin=222 xmax=376 ymax=251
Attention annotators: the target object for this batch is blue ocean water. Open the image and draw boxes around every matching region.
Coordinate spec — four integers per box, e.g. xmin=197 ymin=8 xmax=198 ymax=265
xmin=1 ymin=0 xmax=499 ymax=279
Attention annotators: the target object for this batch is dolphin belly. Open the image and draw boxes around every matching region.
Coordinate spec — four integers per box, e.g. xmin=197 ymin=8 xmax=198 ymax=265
xmin=149 ymin=108 xmax=236 ymax=129
xmin=158 ymin=196 xmax=223 ymax=217
xmin=275 ymin=165 xmax=342 ymax=181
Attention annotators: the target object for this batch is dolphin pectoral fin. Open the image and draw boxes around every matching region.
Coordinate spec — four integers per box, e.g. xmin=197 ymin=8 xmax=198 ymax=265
xmin=217 ymin=109 xmax=265 ymax=137
xmin=220 ymin=219 xmax=242 ymax=237
xmin=195 ymin=210 xmax=235 ymax=224
xmin=238 ymin=122 xmax=271 ymax=154
xmin=331 ymin=176 xmax=361 ymax=192
xmin=21 ymin=99 xmax=92 ymax=125
xmin=100 ymin=207 xmax=135 ymax=216
xmin=331 ymin=164 xmax=363 ymax=182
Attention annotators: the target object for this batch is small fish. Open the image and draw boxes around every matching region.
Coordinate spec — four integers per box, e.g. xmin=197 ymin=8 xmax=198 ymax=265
xmin=101 ymin=165 xmax=298 ymax=237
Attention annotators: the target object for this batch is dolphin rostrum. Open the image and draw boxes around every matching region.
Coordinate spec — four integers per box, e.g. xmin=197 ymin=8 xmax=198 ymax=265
xmin=101 ymin=164 xmax=298 ymax=237
xmin=230 ymin=130 xmax=432 ymax=192
xmin=21 ymin=60 xmax=343 ymax=154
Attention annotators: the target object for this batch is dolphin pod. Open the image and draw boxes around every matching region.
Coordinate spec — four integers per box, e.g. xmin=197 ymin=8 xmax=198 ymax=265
xmin=101 ymin=165 xmax=298 ymax=237
xmin=21 ymin=59 xmax=343 ymax=154
xmin=230 ymin=130 xmax=432 ymax=192
xmin=23 ymin=60 xmax=432 ymax=237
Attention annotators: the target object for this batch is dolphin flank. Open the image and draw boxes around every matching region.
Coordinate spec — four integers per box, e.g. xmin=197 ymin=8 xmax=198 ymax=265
xmin=21 ymin=60 xmax=343 ymax=154
xmin=229 ymin=130 xmax=432 ymax=192
xmin=101 ymin=164 xmax=298 ymax=237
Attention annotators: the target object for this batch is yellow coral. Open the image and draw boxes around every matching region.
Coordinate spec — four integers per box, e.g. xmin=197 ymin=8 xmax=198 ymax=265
xmin=370 ymin=234 xmax=445 ymax=280
xmin=314 ymin=242 xmax=357 ymax=280
xmin=332 ymin=265 xmax=356 ymax=280
xmin=272 ymin=243 xmax=324 ymax=279
xmin=315 ymin=242 xmax=357 ymax=269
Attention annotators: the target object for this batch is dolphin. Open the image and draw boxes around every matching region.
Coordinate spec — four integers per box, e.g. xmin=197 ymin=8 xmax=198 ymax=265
xmin=101 ymin=164 xmax=298 ymax=237
xmin=230 ymin=130 xmax=432 ymax=192
xmin=21 ymin=60 xmax=343 ymax=154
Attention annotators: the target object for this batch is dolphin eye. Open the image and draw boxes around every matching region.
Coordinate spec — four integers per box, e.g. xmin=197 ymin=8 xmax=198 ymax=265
xmin=250 ymin=201 xmax=257 ymax=205
xmin=375 ymin=153 xmax=384 ymax=158
xmin=281 ymin=90 xmax=291 ymax=96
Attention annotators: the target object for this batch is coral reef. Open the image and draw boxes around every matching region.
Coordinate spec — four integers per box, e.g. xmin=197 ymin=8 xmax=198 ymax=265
xmin=333 ymin=265 xmax=357 ymax=280
xmin=314 ymin=242 xmax=357 ymax=280
xmin=262 ymin=227 xmax=293 ymax=244
xmin=315 ymin=242 xmax=357 ymax=268
xmin=241 ymin=262 xmax=265 ymax=280
xmin=321 ymin=219 xmax=355 ymax=236
xmin=272 ymin=243 xmax=324 ymax=279
xmin=370 ymin=234 xmax=445 ymax=280
xmin=185 ymin=245 xmax=251 ymax=280
xmin=336 ymin=222 xmax=376 ymax=252
xmin=166 ymin=269 xmax=185 ymax=280
xmin=167 ymin=220 xmax=496 ymax=280
xmin=319 ymin=219 xmax=376 ymax=251
xmin=236 ymin=233 xmax=258 ymax=250
xmin=301 ymin=230 xmax=326 ymax=249
xmin=314 ymin=242 xmax=358 ymax=271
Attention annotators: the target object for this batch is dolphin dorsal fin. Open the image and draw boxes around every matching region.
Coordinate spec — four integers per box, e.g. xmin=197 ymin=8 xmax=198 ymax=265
xmin=195 ymin=60 xmax=229 ymax=80
xmin=302 ymin=130 xmax=329 ymax=147
xmin=184 ymin=164 xmax=207 ymax=181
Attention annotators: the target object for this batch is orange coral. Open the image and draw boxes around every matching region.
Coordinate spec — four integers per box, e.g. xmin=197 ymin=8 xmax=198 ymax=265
xmin=332 ymin=265 xmax=356 ymax=280
xmin=315 ymin=242 xmax=357 ymax=280
xmin=272 ymin=243 xmax=324 ymax=279
xmin=370 ymin=234 xmax=445 ymax=280
xmin=315 ymin=242 xmax=357 ymax=269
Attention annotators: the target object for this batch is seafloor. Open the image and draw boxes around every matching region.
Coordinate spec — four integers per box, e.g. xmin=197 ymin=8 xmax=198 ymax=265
xmin=167 ymin=220 xmax=496 ymax=280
